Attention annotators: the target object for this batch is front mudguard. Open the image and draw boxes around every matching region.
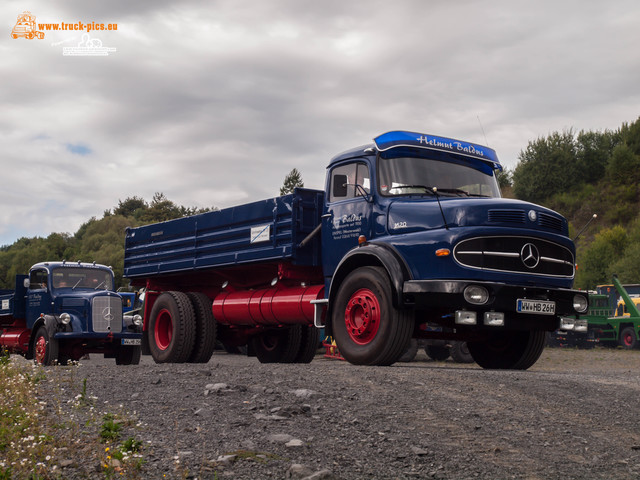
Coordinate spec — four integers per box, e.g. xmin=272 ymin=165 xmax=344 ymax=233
xmin=325 ymin=242 xmax=411 ymax=336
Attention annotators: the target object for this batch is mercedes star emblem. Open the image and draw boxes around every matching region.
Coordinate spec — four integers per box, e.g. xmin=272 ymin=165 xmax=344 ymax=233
xmin=520 ymin=243 xmax=540 ymax=269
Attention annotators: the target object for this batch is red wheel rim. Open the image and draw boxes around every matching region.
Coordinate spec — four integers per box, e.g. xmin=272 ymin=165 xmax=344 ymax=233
xmin=344 ymin=288 xmax=381 ymax=345
xmin=35 ymin=336 xmax=47 ymax=364
xmin=154 ymin=309 xmax=173 ymax=351
xmin=624 ymin=331 xmax=634 ymax=347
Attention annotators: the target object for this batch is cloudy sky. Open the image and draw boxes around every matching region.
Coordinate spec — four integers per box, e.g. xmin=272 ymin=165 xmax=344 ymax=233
xmin=1 ymin=0 xmax=639 ymax=246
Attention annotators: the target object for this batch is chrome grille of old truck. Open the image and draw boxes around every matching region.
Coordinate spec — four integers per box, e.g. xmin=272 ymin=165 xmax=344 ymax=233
xmin=453 ymin=236 xmax=574 ymax=278
xmin=92 ymin=295 xmax=122 ymax=333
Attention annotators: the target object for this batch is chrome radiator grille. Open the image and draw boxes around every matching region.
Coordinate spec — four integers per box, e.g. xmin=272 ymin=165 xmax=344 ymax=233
xmin=92 ymin=295 xmax=123 ymax=333
xmin=453 ymin=236 xmax=574 ymax=278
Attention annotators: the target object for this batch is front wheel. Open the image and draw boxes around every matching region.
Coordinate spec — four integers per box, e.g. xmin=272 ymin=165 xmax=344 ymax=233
xmin=115 ymin=345 xmax=142 ymax=365
xmin=332 ymin=266 xmax=412 ymax=366
xmin=467 ymin=330 xmax=546 ymax=370
xmin=619 ymin=327 xmax=638 ymax=349
xmin=33 ymin=327 xmax=59 ymax=366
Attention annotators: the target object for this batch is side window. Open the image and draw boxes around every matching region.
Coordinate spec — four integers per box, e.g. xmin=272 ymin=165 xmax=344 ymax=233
xmin=29 ymin=269 xmax=48 ymax=290
xmin=329 ymin=162 xmax=370 ymax=202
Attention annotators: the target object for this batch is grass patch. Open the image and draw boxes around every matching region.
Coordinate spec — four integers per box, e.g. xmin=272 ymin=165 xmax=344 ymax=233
xmin=0 ymin=353 xmax=145 ymax=478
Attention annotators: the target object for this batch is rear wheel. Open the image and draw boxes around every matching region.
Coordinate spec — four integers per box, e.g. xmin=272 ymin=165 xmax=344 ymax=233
xmin=619 ymin=327 xmax=638 ymax=349
xmin=449 ymin=341 xmax=474 ymax=363
xmin=115 ymin=346 xmax=142 ymax=365
xmin=293 ymin=325 xmax=320 ymax=363
xmin=399 ymin=339 xmax=418 ymax=362
xmin=332 ymin=266 xmax=412 ymax=366
xmin=425 ymin=345 xmax=450 ymax=361
xmin=148 ymin=292 xmax=197 ymax=363
xmin=467 ymin=330 xmax=546 ymax=370
xmin=186 ymin=292 xmax=217 ymax=363
xmin=250 ymin=326 xmax=302 ymax=363
xmin=33 ymin=327 xmax=59 ymax=366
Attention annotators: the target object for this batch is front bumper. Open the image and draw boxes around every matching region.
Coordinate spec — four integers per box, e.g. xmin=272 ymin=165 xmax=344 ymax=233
xmin=403 ymin=279 xmax=586 ymax=331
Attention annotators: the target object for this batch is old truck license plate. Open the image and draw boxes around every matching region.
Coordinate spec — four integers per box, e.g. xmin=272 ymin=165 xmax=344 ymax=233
xmin=516 ymin=299 xmax=555 ymax=315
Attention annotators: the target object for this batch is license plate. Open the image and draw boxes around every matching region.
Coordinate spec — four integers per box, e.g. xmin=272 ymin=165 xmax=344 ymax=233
xmin=517 ymin=299 xmax=555 ymax=315
xmin=121 ymin=338 xmax=141 ymax=346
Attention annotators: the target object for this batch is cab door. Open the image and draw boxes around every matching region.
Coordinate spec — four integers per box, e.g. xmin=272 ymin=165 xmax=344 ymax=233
xmin=25 ymin=268 xmax=52 ymax=329
xmin=322 ymin=160 xmax=373 ymax=278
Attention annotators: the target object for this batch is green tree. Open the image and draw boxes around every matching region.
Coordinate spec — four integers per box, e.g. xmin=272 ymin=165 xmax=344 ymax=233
xmin=512 ymin=131 xmax=578 ymax=204
xmin=279 ymin=168 xmax=304 ymax=195
xmin=113 ymin=196 xmax=148 ymax=218
xmin=605 ymin=143 xmax=640 ymax=187
xmin=576 ymin=225 xmax=629 ymax=289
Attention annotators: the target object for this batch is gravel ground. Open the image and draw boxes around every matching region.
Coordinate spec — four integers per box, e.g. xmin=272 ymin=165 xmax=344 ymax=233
xmin=26 ymin=347 xmax=640 ymax=479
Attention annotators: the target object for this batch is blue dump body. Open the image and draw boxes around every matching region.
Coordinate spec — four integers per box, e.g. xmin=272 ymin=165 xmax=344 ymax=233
xmin=124 ymin=189 xmax=324 ymax=279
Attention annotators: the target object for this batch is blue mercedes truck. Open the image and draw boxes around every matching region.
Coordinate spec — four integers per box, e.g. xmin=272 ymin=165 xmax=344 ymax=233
xmin=123 ymin=131 xmax=587 ymax=369
xmin=0 ymin=261 xmax=143 ymax=365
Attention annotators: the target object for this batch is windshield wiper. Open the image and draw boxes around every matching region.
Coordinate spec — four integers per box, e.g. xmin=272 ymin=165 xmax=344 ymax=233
xmin=435 ymin=188 xmax=470 ymax=197
xmin=388 ymin=185 xmax=436 ymax=195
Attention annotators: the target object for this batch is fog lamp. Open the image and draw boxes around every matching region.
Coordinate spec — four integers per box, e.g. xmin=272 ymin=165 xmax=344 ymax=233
xmin=559 ymin=317 xmax=575 ymax=331
xmin=455 ymin=310 xmax=477 ymax=325
xmin=483 ymin=312 xmax=505 ymax=326
xmin=574 ymin=319 xmax=588 ymax=332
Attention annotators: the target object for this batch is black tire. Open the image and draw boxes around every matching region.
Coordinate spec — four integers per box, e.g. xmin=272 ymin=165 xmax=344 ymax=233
xmin=33 ymin=326 xmax=59 ymax=366
xmin=250 ymin=326 xmax=302 ymax=363
xmin=115 ymin=346 xmax=142 ymax=365
xmin=449 ymin=341 xmax=474 ymax=363
xmin=186 ymin=292 xmax=217 ymax=363
xmin=148 ymin=291 xmax=197 ymax=363
xmin=399 ymin=339 xmax=418 ymax=362
xmin=467 ymin=330 xmax=546 ymax=370
xmin=293 ymin=325 xmax=320 ymax=363
xmin=425 ymin=345 xmax=450 ymax=361
xmin=619 ymin=327 xmax=638 ymax=349
xmin=332 ymin=266 xmax=413 ymax=366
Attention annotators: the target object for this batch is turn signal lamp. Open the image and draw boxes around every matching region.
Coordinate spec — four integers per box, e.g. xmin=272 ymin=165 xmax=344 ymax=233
xmin=358 ymin=235 xmax=367 ymax=245
xmin=435 ymin=248 xmax=450 ymax=257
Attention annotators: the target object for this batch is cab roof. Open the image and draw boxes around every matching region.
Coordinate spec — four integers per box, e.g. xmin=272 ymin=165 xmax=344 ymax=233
xmin=328 ymin=130 xmax=501 ymax=169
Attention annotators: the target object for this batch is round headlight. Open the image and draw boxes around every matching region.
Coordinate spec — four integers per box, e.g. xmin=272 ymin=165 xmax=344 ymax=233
xmin=132 ymin=314 xmax=143 ymax=326
xmin=464 ymin=285 xmax=489 ymax=305
xmin=59 ymin=313 xmax=71 ymax=325
xmin=573 ymin=294 xmax=588 ymax=313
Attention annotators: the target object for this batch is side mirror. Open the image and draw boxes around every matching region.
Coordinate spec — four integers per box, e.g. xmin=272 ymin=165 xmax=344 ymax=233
xmin=332 ymin=174 xmax=348 ymax=198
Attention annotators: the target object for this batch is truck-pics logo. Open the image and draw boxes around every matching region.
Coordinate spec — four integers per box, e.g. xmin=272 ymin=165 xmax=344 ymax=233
xmin=11 ymin=11 xmax=45 ymax=39
xmin=11 ymin=11 xmax=118 ymax=56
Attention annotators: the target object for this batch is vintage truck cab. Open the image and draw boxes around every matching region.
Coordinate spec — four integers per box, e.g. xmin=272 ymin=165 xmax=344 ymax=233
xmin=0 ymin=261 xmax=142 ymax=365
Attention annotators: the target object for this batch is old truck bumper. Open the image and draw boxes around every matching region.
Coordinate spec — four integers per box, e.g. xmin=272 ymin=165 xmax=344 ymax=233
xmin=403 ymin=280 xmax=587 ymax=331
xmin=54 ymin=331 xmax=142 ymax=345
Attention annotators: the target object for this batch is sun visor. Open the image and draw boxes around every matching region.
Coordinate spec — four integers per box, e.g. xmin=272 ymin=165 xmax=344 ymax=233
xmin=373 ymin=131 xmax=501 ymax=170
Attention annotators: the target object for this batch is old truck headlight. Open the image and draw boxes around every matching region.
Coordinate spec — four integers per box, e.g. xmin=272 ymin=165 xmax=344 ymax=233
xmin=59 ymin=313 xmax=71 ymax=325
xmin=573 ymin=294 xmax=588 ymax=313
xmin=132 ymin=314 xmax=143 ymax=326
xmin=464 ymin=285 xmax=489 ymax=305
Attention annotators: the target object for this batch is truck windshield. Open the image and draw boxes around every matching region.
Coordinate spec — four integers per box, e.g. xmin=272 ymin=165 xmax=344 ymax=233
xmin=51 ymin=268 xmax=113 ymax=290
xmin=378 ymin=155 xmax=501 ymax=198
